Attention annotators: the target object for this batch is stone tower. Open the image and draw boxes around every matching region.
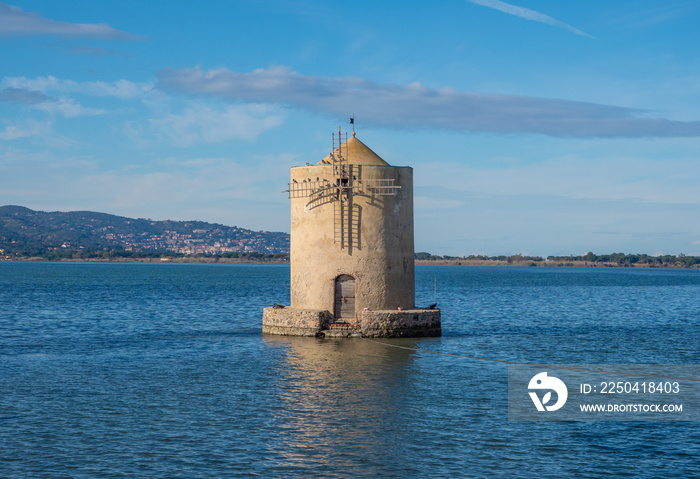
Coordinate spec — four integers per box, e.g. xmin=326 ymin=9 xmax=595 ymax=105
xmin=263 ymin=129 xmax=440 ymax=338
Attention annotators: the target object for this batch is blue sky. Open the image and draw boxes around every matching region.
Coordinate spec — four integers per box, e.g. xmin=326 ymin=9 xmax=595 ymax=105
xmin=1 ymin=0 xmax=699 ymax=256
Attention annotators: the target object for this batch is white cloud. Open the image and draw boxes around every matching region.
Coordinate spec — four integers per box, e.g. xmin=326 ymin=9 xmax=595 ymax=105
xmin=80 ymin=79 xmax=155 ymax=99
xmin=142 ymin=103 xmax=285 ymax=146
xmin=0 ymin=125 xmax=27 ymax=140
xmin=1 ymin=76 xmax=154 ymax=99
xmin=0 ymin=120 xmax=51 ymax=140
xmin=466 ymin=0 xmax=592 ymax=37
xmin=0 ymin=88 xmax=51 ymax=104
xmin=157 ymin=66 xmax=700 ymax=138
xmin=0 ymin=2 xmax=146 ymax=40
xmin=34 ymin=98 xmax=106 ymax=118
xmin=0 ymin=86 xmax=107 ymax=118
xmin=1 ymin=75 xmax=282 ymax=146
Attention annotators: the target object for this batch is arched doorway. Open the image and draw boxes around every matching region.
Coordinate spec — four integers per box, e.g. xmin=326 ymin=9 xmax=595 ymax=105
xmin=334 ymin=274 xmax=355 ymax=320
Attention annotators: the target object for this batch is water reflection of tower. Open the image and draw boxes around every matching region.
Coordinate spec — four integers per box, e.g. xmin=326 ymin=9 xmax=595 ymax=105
xmin=263 ymin=128 xmax=441 ymax=338
xmin=263 ymin=336 xmax=419 ymax=473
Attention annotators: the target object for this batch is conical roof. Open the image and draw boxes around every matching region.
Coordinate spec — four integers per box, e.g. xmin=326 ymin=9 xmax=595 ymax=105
xmin=319 ymin=132 xmax=390 ymax=166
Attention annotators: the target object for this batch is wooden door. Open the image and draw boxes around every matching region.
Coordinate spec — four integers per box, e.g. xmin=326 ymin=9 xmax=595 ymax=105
xmin=334 ymin=274 xmax=355 ymax=320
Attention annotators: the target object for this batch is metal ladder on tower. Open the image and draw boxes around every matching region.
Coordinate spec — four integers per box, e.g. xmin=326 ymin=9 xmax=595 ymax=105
xmin=332 ymin=128 xmax=350 ymax=248
xmin=333 ymin=196 xmax=345 ymax=248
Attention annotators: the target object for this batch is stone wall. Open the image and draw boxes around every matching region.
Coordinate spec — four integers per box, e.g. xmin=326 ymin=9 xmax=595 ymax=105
xmin=262 ymin=307 xmax=331 ymax=337
xmin=263 ymin=307 xmax=441 ymax=338
xmin=360 ymin=309 xmax=441 ymax=338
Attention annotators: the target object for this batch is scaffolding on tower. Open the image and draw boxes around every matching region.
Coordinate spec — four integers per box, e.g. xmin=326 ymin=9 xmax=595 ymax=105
xmin=331 ymin=127 xmax=351 ymax=248
xmin=282 ymin=127 xmax=402 ymax=252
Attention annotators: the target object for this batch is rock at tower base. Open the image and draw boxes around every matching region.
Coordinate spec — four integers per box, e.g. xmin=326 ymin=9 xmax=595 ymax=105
xmin=262 ymin=306 xmax=441 ymax=338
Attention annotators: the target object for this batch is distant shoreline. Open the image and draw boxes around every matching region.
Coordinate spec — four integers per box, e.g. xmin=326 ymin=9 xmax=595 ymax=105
xmin=415 ymin=259 xmax=700 ymax=269
xmin=3 ymin=256 xmax=699 ymax=269
xmin=0 ymin=256 xmax=288 ymax=264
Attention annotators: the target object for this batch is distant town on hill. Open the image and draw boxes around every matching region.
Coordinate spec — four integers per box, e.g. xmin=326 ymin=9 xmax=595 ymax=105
xmin=0 ymin=205 xmax=289 ymax=260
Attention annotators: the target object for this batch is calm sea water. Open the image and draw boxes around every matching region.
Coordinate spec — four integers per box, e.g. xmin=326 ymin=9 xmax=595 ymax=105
xmin=0 ymin=262 xmax=698 ymax=478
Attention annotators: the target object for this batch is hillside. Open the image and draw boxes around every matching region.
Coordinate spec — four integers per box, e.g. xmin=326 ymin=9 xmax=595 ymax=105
xmin=0 ymin=206 xmax=289 ymax=258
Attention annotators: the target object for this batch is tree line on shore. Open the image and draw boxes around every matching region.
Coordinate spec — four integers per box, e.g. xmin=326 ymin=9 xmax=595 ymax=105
xmin=5 ymin=248 xmax=700 ymax=267
xmin=548 ymin=252 xmax=700 ymax=267
xmin=416 ymin=252 xmax=700 ymax=267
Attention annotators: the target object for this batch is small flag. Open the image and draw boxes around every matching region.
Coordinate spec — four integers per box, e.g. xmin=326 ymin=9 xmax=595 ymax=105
xmin=350 ymin=117 xmax=354 ymax=124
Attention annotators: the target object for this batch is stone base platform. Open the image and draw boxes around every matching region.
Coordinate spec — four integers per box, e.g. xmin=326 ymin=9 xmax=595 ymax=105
xmin=262 ymin=307 xmax=331 ymax=337
xmin=262 ymin=306 xmax=441 ymax=338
